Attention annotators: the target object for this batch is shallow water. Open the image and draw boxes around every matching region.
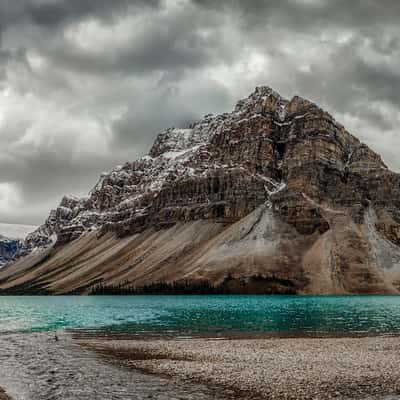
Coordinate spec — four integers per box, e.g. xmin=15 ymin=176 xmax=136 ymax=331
xmin=1 ymin=295 xmax=400 ymax=335
xmin=0 ymin=331 xmax=225 ymax=400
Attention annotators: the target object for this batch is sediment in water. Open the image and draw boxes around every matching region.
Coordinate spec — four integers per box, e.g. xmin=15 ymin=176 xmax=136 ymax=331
xmin=0 ymin=332 xmax=228 ymax=400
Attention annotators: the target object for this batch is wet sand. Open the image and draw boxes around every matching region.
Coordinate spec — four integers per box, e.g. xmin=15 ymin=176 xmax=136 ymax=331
xmin=81 ymin=335 xmax=400 ymax=400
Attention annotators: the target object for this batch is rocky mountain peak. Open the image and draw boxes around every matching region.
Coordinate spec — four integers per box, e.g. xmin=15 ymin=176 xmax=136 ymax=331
xmin=233 ymin=86 xmax=320 ymax=124
xmin=234 ymin=86 xmax=287 ymax=118
xmin=7 ymin=86 xmax=399 ymax=294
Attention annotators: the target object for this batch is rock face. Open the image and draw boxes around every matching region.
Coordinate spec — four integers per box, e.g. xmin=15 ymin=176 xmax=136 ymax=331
xmin=1 ymin=86 xmax=400 ymax=294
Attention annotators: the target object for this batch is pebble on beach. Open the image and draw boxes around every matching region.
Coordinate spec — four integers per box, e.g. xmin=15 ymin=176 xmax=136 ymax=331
xmin=82 ymin=336 xmax=400 ymax=400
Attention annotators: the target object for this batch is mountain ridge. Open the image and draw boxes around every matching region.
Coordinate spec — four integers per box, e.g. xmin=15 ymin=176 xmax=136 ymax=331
xmin=1 ymin=86 xmax=400 ymax=294
xmin=0 ymin=223 xmax=37 ymax=268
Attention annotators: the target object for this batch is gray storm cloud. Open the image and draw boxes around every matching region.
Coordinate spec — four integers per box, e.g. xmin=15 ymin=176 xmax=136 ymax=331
xmin=0 ymin=0 xmax=399 ymax=224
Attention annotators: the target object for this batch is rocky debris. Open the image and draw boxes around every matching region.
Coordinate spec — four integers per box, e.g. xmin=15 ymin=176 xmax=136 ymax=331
xmin=83 ymin=336 xmax=400 ymax=400
xmin=3 ymin=85 xmax=400 ymax=294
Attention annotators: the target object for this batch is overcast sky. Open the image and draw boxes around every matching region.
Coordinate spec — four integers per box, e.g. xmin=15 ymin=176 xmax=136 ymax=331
xmin=1 ymin=0 xmax=400 ymax=225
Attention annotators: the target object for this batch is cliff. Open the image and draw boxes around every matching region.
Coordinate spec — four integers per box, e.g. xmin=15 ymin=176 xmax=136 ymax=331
xmin=1 ymin=86 xmax=400 ymax=294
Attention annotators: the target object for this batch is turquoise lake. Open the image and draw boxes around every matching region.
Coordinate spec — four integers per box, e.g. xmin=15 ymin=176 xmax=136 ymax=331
xmin=1 ymin=295 xmax=400 ymax=335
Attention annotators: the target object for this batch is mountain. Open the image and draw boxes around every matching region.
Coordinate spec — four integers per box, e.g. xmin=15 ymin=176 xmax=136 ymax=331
xmin=0 ymin=224 xmax=37 ymax=268
xmin=1 ymin=86 xmax=400 ymax=294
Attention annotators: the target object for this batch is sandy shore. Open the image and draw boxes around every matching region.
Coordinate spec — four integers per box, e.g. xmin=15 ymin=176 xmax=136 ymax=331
xmin=80 ymin=335 xmax=400 ymax=400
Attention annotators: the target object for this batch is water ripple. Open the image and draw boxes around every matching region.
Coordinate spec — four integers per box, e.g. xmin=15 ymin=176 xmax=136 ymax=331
xmin=0 ymin=332 xmax=223 ymax=400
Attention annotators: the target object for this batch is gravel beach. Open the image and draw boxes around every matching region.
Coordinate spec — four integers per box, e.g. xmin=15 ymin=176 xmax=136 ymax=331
xmin=81 ymin=336 xmax=400 ymax=400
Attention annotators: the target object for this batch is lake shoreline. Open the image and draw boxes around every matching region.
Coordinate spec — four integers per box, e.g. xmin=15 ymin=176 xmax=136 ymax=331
xmin=79 ymin=335 xmax=400 ymax=400
xmin=71 ymin=328 xmax=400 ymax=341
xmin=0 ymin=331 xmax=231 ymax=400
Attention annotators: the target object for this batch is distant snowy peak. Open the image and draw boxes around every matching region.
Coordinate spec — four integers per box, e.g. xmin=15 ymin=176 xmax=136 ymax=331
xmin=0 ymin=223 xmax=37 ymax=268
xmin=0 ymin=223 xmax=37 ymax=240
